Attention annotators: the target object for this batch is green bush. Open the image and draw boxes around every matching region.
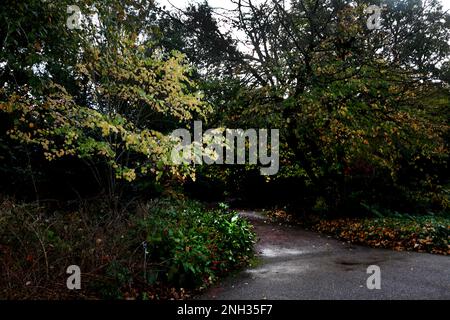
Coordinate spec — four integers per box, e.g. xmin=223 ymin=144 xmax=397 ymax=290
xmin=132 ymin=200 xmax=255 ymax=288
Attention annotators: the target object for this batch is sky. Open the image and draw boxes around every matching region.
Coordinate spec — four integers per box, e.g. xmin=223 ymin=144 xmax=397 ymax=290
xmin=159 ymin=0 xmax=238 ymax=11
xmin=158 ymin=0 xmax=450 ymax=53
xmin=159 ymin=0 xmax=450 ymax=13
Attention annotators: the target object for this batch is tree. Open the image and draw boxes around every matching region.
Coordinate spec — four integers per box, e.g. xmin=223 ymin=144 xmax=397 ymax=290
xmin=165 ymin=0 xmax=449 ymax=212
xmin=0 ymin=0 xmax=207 ymax=203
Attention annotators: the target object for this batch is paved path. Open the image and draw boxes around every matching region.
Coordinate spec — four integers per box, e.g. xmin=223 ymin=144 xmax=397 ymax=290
xmin=201 ymin=211 xmax=450 ymax=300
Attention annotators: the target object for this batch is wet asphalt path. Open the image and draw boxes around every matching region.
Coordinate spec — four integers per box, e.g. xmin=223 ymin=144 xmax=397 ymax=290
xmin=201 ymin=211 xmax=450 ymax=300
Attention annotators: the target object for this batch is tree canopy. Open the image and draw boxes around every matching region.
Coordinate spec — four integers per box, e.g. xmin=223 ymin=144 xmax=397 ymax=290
xmin=1 ymin=0 xmax=449 ymax=213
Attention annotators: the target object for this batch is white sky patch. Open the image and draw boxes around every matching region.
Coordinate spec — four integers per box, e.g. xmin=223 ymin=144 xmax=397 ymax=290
xmin=442 ymin=0 xmax=450 ymax=11
xmin=158 ymin=0 xmax=450 ymax=23
xmin=157 ymin=0 xmax=269 ymax=54
xmin=159 ymin=0 xmax=450 ymax=12
xmin=157 ymin=0 xmax=450 ymax=53
xmin=159 ymin=0 xmax=239 ymax=11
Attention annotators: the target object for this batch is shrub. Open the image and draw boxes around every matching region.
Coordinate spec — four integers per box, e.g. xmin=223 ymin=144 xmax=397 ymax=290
xmin=0 ymin=197 xmax=255 ymax=299
xmin=131 ymin=200 xmax=255 ymax=288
